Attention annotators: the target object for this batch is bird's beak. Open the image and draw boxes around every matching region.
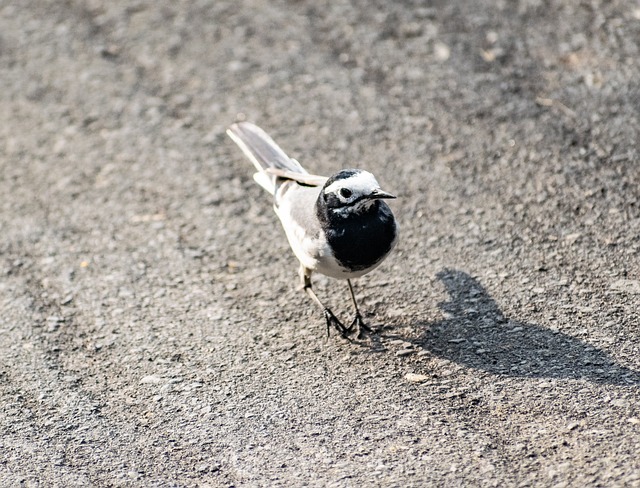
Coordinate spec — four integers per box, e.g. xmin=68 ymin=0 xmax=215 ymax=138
xmin=369 ymin=188 xmax=396 ymax=199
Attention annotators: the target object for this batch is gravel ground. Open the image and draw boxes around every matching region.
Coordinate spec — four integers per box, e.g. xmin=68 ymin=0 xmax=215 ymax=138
xmin=2 ymin=1 xmax=640 ymax=486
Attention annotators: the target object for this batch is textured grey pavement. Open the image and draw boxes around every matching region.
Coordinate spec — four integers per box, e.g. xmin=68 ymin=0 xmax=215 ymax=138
xmin=1 ymin=1 xmax=640 ymax=486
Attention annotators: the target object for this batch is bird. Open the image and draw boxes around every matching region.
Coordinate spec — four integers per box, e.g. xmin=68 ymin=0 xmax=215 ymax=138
xmin=226 ymin=121 xmax=398 ymax=338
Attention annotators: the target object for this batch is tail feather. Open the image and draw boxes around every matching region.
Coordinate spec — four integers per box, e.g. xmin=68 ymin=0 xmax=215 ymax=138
xmin=227 ymin=122 xmax=307 ymax=195
xmin=252 ymin=172 xmax=274 ymax=193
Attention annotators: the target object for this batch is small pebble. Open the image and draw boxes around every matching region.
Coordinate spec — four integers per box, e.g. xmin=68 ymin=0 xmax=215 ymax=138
xmin=46 ymin=323 xmax=60 ymax=333
xmin=565 ymin=422 xmax=580 ymax=432
xmin=405 ymin=373 xmax=429 ymax=383
xmin=140 ymin=375 xmax=163 ymax=385
xmin=434 ymin=42 xmax=450 ymax=61
xmin=396 ymin=349 xmax=415 ymax=357
xmin=611 ymin=399 xmax=628 ymax=408
xmin=610 ymin=279 xmax=640 ymax=294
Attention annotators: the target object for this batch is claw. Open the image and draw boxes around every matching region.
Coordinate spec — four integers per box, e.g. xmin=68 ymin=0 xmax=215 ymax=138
xmin=347 ymin=312 xmax=375 ymax=338
xmin=323 ymin=308 xmax=350 ymax=338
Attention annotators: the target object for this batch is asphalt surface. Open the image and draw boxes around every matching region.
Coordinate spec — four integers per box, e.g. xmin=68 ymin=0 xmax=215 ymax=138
xmin=2 ymin=1 xmax=640 ymax=486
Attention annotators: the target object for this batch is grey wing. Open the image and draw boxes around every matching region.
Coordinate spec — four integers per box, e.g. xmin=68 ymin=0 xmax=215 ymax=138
xmin=274 ymin=183 xmax=328 ymax=271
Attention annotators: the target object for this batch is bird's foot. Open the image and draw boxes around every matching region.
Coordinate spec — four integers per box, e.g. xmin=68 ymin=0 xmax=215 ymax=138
xmin=323 ymin=308 xmax=350 ymax=339
xmin=346 ymin=312 xmax=375 ymax=338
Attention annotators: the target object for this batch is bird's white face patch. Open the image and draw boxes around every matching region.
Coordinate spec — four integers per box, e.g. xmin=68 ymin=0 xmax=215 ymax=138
xmin=323 ymin=171 xmax=380 ymax=203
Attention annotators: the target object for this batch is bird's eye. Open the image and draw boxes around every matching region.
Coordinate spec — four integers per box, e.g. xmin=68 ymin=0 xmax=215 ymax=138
xmin=339 ymin=188 xmax=352 ymax=199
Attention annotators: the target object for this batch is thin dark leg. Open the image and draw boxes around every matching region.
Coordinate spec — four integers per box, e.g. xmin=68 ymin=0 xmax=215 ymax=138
xmin=346 ymin=279 xmax=373 ymax=336
xmin=300 ymin=266 xmax=349 ymax=338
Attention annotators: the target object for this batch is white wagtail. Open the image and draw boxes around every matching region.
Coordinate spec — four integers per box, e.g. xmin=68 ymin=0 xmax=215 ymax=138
xmin=227 ymin=122 xmax=398 ymax=337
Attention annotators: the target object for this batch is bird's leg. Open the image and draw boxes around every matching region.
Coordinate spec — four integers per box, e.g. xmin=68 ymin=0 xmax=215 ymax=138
xmin=345 ymin=279 xmax=373 ymax=337
xmin=300 ymin=266 xmax=349 ymax=338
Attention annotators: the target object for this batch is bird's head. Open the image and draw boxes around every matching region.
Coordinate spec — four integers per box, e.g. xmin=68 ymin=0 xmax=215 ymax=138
xmin=320 ymin=169 xmax=396 ymax=215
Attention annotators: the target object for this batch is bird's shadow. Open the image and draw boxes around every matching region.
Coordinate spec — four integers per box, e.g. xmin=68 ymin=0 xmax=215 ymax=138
xmin=386 ymin=269 xmax=640 ymax=386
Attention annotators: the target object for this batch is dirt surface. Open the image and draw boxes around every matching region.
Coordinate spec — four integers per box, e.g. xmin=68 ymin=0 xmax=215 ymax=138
xmin=2 ymin=1 xmax=640 ymax=486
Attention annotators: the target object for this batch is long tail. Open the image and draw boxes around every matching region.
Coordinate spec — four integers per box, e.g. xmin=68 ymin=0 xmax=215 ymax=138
xmin=227 ymin=122 xmax=307 ymax=195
